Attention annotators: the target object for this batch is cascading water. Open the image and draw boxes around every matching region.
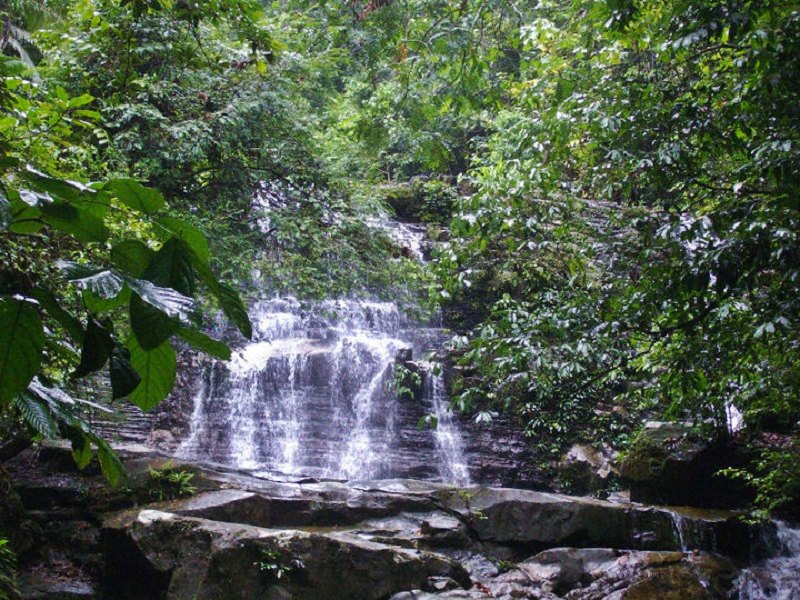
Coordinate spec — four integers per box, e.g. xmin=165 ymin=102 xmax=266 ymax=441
xmin=426 ymin=368 xmax=470 ymax=484
xmin=177 ymin=187 xmax=471 ymax=483
xmin=735 ymin=522 xmax=800 ymax=599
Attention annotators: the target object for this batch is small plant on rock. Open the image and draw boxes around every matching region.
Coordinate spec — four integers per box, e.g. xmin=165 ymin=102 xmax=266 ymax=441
xmin=254 ymin=548 xmax=304 ymax=582
xmin=147 ymin=463 xmax=197 ymax=502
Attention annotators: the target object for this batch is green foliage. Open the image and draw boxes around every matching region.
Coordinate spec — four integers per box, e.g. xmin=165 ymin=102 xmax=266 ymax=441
xmin=432 ymin=0 xmax=800 ymax=489
xmin=720 ymin=441 xmax=800 ymax=519
xmin=0 ymin=538 xmax=18 ymax=600
xmin=387 ymin=363 xmax=422 ymax=401
xmin=146 ymin=463 xmax=197 ymax=502
xmin=253 ymin=548 xmax=303 ymax=582
xmin=0 ymin=44 xmax=251 ymax=485
xmin=0 ymin=299 xmax=44 ymax=405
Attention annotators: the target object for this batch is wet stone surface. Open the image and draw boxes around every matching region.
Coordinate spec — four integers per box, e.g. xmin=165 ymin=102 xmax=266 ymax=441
xmin=2 ymin=443 xmax=787 ymax=599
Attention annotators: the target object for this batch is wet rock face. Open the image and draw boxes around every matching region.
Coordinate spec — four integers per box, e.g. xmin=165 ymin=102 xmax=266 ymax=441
xmin=461 ymin=414 xmax=544 ymax=489
xmin=9 ymin=445 xmax=779 ymax=600
xmin=619 ymin=422 xmax=754 ymax=509
xmin=392 ymin=550 xmax=738 ymax=600
xmin=519 ymin=548 xmax=737 ymax=599
xmin=431 ymin=487 xmax=764 ymax=559
xmin=102 ymin=510 xmax=470 ymax=600
xmin=556 ymin=444 xmax=619 ymax=495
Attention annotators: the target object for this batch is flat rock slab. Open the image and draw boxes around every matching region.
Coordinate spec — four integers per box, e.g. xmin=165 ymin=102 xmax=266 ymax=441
xmin=433 ymin=487 xmax=764 ymax=558
xmin=166 ymin=484 xmax=441 ymax=528
xmin=102 ymin=509 xmax=471 ymax=600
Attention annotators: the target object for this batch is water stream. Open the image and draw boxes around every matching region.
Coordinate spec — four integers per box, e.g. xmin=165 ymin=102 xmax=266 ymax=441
xmin=735 ymin=521 xmax=800 ymax=599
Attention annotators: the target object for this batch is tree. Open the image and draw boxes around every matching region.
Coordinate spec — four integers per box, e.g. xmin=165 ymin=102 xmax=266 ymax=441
xmin=0 ymin=50 xmax=251 ymax=485
xmin=435 ymin=0 xmax=800 ymax=500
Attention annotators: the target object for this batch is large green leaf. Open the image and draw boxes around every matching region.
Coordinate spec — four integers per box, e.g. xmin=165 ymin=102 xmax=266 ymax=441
xmin=126 ymin=278 xmax=197 ymax=322
xmin=21 ymin=165 xmax=95 ymax=204
xmin=82 ymin=286 xmax=132 ymax=313
xmin=129 ymin=292 xmax=177 ymax=350
xmin=17 ymin=189 xmax=52 ymax=207
xmin=28 ymin=376 xmax=112 ymax=415
xmin=72 ymin=317 xmax=113 ymax=379
xmin=28 ymin=287 xmax=84 ymax=341
xmin=110 ymin=344 xmax=141 ymax=399
xmin=0 ymin=299 xmax=44 ymax=405
xmin=178 ymin=327 xmax=231 ymax=360
xmin=40 ymin=202 xmax=109 ymax=243
xmin=59 ymin=262 xmax=125 ymax=299
xmin=143 ymin=237 xmax=195 ymax=296
xmin=211 ymin=280 xmax=252 ymax=340
xmin=67 ymin=428 xmax=93 ymax=470
xmin=95 ymin=437 xmax=126 ymax=488
xmin=59 ymin=261 xmax=195 ymax=320
xmin=127 ymin=335 xmax=176 ymax=412
xmin=8 ymin=197 xmax=43 ymax=233
xmin=192 ymin=256 xmax=252 ymax=339
xmin=158 ymin=216 xmax=210 ymax=262
xmin=107 ymin=178 xmax=165 ymax=214
xmin=111 ymin=240 xmax=154 ymax=277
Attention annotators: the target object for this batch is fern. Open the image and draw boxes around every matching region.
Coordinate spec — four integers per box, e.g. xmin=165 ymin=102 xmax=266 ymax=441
xmin=13 ymin=391 xmax=58 ymax=439
xmin=0 ymin=539 xmax=19 ymax=600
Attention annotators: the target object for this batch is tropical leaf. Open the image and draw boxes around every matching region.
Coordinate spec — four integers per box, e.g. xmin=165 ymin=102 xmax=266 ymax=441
xmin=95 ymin=438 xmax=127 ymax=488
xmin=111 ymin=240 xmax=154 ymax=277
xmin=20 ymin=165 xmax=95 ymax=204
xmin=58 ymin=261 xmax=196 ymax=321
xmin=28 ymin=287 xmax=84 ymax=341
xmin=58 ymin=262 xmax=125 ymax=299
xmin=158 ymin=216 xmax=210 ymax=262
xmin=71 ymin=317 xmax=113 ymax=379
xmin=178 ymin=327 xmax=231 ymax=360
xmin=126 ymin=277 xmax=197 ymax=322
xmin=126 ymin=335 xmax=176 ymax=412
xmin=142 ymin=237 xmax=195 ymax=296
xmin=110 ymin=344 xmax=141 ymax=399
xmin=0 ymin=298 xmax=44 ymax=405
xmin=40 ymin=202 xmax=109 ymax=242
xmin=129 ymin=292 xmax=177 ymax=350
xmin=67 ymin=428 xmax=93 ymax=470
xmin=209 ymin=280 xmax=252 ymax=340
xmin=192 ymin=256 xmax=252 ymax=339
xmin=107 ymin=178 xmax=165 ymax=214
xmin=82 ymin=286 xmax=132 ymax=313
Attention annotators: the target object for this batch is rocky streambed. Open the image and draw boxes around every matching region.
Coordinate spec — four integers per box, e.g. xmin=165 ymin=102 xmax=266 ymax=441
xmin=2 ymin=443 xmax=790 ymax=599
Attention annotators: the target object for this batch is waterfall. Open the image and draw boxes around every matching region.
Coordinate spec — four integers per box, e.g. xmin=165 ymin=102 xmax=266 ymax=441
xmin=427 ymin=370 xmax=470 ymax=485
xmin=735 ymin=521 xmax=800 ymax=599
xmin=177 ymin=212 xmax=471 ymax=483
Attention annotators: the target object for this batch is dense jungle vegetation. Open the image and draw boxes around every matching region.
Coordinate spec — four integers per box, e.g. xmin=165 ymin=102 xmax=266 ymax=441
xmin=0 ymin=0 xmax=799 ymax=562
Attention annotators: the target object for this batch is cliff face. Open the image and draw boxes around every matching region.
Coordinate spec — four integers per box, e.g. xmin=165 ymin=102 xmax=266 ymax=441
xmin=91 ymin=346 xmax=539 ymax=488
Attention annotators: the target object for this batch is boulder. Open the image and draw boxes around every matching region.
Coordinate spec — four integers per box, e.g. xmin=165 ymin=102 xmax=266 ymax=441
xmin=167 ymin=482 xmax=441 ymax=528
xmin=518 ymin=548 xmax=737 ymax=599
xmin=619 ymin=422 xmax=753 ymax=509
xmin=556 ymin=444 xmax=618 ymax=495
xmin=102 ymin=509 xmax=471 ymax=600
xmin=432 ymin=487 xmax=763 ymax=559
